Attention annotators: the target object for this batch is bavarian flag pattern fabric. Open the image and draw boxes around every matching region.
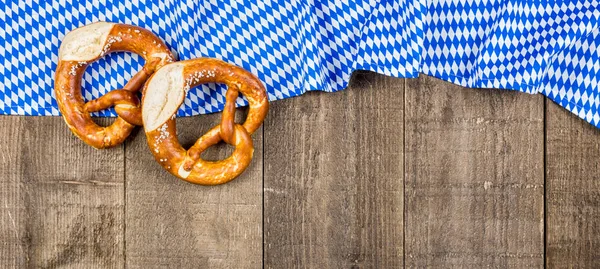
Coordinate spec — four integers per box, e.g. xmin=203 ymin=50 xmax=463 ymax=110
xmin=0 ymin=0 xmax=599 ymax=128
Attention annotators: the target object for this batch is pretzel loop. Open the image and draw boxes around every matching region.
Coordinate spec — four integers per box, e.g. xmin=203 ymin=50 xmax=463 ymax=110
xmin=55 ymin=22 xmax=174 ymax=148
xmin=142 ymin=58 xmax=269 ymax=185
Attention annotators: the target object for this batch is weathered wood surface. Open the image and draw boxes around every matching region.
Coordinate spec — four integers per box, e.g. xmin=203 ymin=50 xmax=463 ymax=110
xmin=404 ymin=77 xmax=545 ymax=268
xmin=263 ymin=71 xmax=405 ymax=268
xmin=546 ymin=100 xmax=600 ymax=268
xmin=0 ymin=73 xmax=599 ymax=268
xmin=0 ymin=117 xmax=124 ymax=268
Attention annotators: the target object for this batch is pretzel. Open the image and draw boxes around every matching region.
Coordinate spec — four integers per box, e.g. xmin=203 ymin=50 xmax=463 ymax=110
xmin=55 ymin=22 xmax=175 ymax=148
xmin=142 ymin=58 xmax=269 ymax=185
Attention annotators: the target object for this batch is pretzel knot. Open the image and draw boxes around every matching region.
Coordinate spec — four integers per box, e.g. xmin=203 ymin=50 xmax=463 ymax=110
xmin=54 ymin=22 xmax=175 ymax=148
xmin=142 ymin=58 xmax=269 ymax=185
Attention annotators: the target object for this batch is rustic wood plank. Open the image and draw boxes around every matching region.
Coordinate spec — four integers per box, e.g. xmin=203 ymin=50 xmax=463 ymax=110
xmin=125 ymin=112 xmax=262 ymax=268
xmin=404 ymin=75 xmax=545 ymax=268
xmin=546 ymin=101 xmax=600 ymax=268
xmin=263 ymin=71 xmax=404 ymax=268
xmin=0 ymin=116 xmax=124 ymax=268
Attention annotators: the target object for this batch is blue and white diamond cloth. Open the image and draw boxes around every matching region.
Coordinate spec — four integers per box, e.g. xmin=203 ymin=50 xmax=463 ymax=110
xmin=1 ymin=0 xmax=599 ymax=127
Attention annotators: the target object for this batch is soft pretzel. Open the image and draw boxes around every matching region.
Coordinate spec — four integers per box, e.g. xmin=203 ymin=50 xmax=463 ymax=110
xmin=55 ymin=22 xmax=175 ymax=148
xmin=142 ymin=58 xmax=269 ymax=185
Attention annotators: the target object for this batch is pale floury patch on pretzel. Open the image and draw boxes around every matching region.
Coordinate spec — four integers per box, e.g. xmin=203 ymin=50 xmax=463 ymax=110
xmin=55 ymin=22 xmax=175 ymax=148
xmin=142 ymin=62 xmax=186 ymax=132
xmin=142 ymin=58 xmax=268 ymax=185
xmin=59 ymin=22 xmax=115 ymax=61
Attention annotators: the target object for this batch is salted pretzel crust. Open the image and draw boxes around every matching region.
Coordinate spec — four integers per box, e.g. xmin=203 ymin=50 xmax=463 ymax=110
xmin=55 ymin=22 xmax=175 ymax=148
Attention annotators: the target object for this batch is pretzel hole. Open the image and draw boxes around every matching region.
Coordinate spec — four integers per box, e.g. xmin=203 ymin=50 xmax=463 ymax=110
xmin=200 ymin=143 xmax=235 ymax=161
xmin=91 ymin=117 xmax=115 ymax=127
xmin=81 ymin=52 xmax=145 ymax=117
xmin=171 ymin=114 xmax=230 ymax=161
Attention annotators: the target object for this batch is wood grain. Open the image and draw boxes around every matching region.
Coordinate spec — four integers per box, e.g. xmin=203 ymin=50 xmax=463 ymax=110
xmin=546 ymin=101 xmax=600 ymax=268
xmin=0 ymin=117 xmax=124 ymax=268
xmin=404 ymin=76 xmax=545 ymax=268
xmin=124 ymin=111 xmax=262 ymax=268
xmin=3 ymin=74 xmax=600 ymax=267
xmin=263 ymin=71 xmax=404 ymax=268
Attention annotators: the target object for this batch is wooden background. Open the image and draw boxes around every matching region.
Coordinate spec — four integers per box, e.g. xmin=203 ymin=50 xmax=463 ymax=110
xmin=1 ymin=73 xmax=599 ymax=268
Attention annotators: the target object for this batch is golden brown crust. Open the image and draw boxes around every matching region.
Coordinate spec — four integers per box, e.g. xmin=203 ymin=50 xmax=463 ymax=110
xmin=55 ymin=23 xmax=174 ymax=149
xmin=142 ymin=58 xmax=269 ymax=185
